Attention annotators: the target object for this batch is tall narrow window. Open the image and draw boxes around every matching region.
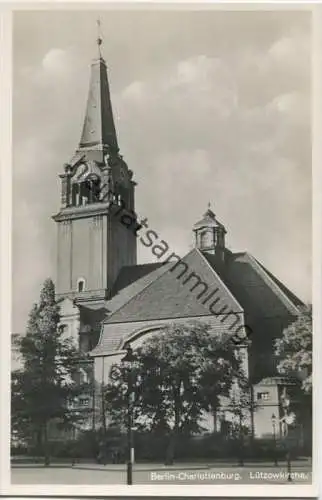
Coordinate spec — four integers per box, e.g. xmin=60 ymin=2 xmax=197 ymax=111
xmin=79 ymin=367 xmax=88 ymax=384
xmin=77 ymin=278 xmax=85 ymax=292
xmin=200 ymin=230 xmax=211 ymax=248
xmin=71 ymin=183 xmax=79 ymax=206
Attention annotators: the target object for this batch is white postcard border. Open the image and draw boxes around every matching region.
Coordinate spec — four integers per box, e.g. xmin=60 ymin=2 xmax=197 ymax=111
xmin=1 ymin=2 xmax=320 ymax=498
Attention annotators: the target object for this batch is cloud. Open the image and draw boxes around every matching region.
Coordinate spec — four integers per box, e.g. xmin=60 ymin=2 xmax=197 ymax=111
xmin=122 ymin=54 xmax=238 ymax=116
xmin=269 ymin=91 xmax=310 ymax=124
xmin=12 ymin=197 xmax=55 ymax=337
xmin=19 ymin=46 xmax=83 ymax=90
xmin=268 ymin=34 xmax=310 ymax=66
xmin=42 ymin=48 xmax=71 ymax=74
xmin=118 ymin=39 xmax=310 ymax=173
xmin=119 ymin=40 xmax=311 ymax=304
xmin=122 ymin=80 xmax=148 ymax=102
xmin=12 ymin=11 xmax=312 ymax=333
xmin=173 ymin=55 xmax=221 ymax=87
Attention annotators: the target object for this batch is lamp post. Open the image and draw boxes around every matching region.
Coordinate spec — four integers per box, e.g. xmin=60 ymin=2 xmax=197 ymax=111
xmin=271 ymin=413 xmax=278 ymax=466
xmin=285 ymin=411 xmax=296 ymax=483
xmin=121 ymin=343 xmax=135 ymax=486
xmin=281 ymin=390 xmax=294 ymax=483
xmin=238 ymin=413 xmax=244 ymax=467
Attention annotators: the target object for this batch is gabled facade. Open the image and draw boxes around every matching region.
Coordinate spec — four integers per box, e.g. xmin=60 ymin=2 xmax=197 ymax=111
xmin=53 ymin=34 xmax=304 ymax=438
xmin=90 ymin=208 xmax=303 ymax=437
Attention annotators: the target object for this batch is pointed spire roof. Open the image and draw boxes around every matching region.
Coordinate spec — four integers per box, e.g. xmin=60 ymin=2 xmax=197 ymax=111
xmin=77 ymin=26 xmax=119 ymax=163
xmin=193 ymin=205 xmax=226 ymax=231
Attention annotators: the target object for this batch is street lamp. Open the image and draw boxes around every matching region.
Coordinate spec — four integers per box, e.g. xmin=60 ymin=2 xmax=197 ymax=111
xmin=271 ymin=413 xmax=278 ymax=466
xmin=238 ymin=413 xmax=244 ymax=467
xmin=121 ymin=343 xmax=135 ymax=486
xmin=284 ymin=411 xmax=296 ymax=483
xmin=281 ymin=389 xmax=295 ymax=483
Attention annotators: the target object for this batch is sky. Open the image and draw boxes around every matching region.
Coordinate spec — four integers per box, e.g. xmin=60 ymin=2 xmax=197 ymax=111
xmin=12 ymin=8 xmax=312 ymax=335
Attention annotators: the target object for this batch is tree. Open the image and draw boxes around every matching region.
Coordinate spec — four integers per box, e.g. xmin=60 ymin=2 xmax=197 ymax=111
xmin=104 ymin=321 xmax=246 ymax=464
xmin=11 ymin=278 xmax=91 ymax=465
xmin=274 ymin=307 xmax=312 ymax=395
xmin=274 ymin=308 xmax=312 ymax=450
xmin=228 ymin=373 xmax=258 ymax=465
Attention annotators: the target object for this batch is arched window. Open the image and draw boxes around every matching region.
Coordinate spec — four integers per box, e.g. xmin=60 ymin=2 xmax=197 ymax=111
xmin=91 ymin=177 xmax=101 ymax=203
xmin=79 ymin=367 xmax=88 ymax=384
xmin=215 ymin=229 xmax=224 ymax=247
xmin=200 ymin=230 xmax=211 ymax=248
xmin=79 ymin=181 xmax=89 ymax=206
xmin=71 ymin=183 xmax=79 ymax=206
xmin=77 ymin=278 xmax=85 ymax=293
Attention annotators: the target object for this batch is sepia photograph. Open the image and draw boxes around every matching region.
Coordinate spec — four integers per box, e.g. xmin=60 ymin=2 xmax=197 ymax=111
xmin=4 ymin=4 xmax=315 ymax=495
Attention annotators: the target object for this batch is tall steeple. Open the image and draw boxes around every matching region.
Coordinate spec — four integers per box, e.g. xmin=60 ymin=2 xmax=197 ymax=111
xmin=77 ymin=21 xmax=119 ymax=163
xmin=53 ymin=23 xmax=137 ymax=304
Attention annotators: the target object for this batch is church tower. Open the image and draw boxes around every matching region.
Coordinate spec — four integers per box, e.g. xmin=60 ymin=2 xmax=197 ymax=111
xmin=52 ymin=30 xmax=137 ymax=349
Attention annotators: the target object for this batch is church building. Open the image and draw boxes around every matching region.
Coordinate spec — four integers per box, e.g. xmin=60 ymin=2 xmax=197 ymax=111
xmin=52 ymin=35 xmax=304 ymax=438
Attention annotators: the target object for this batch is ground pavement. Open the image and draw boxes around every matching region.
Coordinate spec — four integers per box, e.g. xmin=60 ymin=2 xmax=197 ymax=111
xmin=11 ymin=460 xmax=312 ymax=485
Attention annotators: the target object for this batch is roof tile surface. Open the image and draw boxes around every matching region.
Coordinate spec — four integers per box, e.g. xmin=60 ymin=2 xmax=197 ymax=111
xmin=105 ymin=248 xmax=242 ymax=324
xmin=91 ymin=247 xmax=303 ymax=356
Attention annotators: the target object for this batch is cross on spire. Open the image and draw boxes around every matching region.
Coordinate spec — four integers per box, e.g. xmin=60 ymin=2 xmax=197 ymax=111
xmin=205 ymin=202 xmax=216 ymax=218
xmin=76 ymin=18 xmax=119 ymax=161
xmin=96 ymin=18 xmax=103 ymax=57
